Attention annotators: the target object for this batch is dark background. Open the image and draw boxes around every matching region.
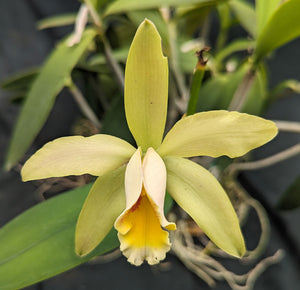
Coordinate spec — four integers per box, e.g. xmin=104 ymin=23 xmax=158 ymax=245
xmin=0 ymin=1 xmax=299 ymax=289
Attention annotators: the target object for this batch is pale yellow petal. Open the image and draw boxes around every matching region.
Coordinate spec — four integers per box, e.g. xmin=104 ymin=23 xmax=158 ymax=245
xmin=157 ymin=110 xmax=278 ymax=158
xmin=165 ymin=156 xmax=245 ymax=258
xmin=125 ymin=19 xmax=168 ymax=151
xmin=124 ymin=147 xmax=143 ymax=210
xmin=143 ymin=148 xmax=175 ymax=230
xmin=75 ymin=166 xmax=126 ymax=256
xmin=21 ymin=134 xmax=135 ymax=181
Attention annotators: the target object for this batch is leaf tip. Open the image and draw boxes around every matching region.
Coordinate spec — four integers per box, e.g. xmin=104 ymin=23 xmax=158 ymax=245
xmin=75 ymin=239 xmax=91 ymax=258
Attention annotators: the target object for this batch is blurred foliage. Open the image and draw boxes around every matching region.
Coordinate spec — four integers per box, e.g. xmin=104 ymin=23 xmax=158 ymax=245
xmin=277 ymin=176 xmax=300 ymax=210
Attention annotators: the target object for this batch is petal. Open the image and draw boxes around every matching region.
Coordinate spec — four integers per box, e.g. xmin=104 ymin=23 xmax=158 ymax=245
xmin=124 ymin=147 xmax=143 ymax=211
xmin=114 ymin=148 xmax=175 ymax=266
xmin=75 ymin=166 xmax=126 ymax=256
xmin=21 ymin=134 xmax=135 ymax=181
xmin=157 ymin=110 xmax=278 ymax=158
xmin=114 ymin=147 xmax=142 ymax=236
xmin=125 ymin=19 xmax=168 ymax=151
xmin=164 ymin=156 xmax=246 ymax=258
xmin=143 ymin=148 xmax=176 ymax=231
xmin=115 ymin=188 xmax=172 ymax=266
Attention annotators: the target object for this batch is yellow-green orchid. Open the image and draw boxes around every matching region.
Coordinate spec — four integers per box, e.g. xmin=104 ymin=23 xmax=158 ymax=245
xmin=21 ymin=20 xmax=278 ymax=266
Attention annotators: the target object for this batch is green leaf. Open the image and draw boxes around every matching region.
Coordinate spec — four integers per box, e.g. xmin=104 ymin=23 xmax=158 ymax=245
xmin=277 ymin=176 xmax=300 ymax=210
xmin=0 ymin=184 xmax=119 ymax=290
xmin=214 ymin=38 xmax=255 ymax=65
xmin=104 ymin=0 xmax=225 ymax=16
xmin=5 ymin=29 xmax=97 ymax=170
xmin=229 ymin=0 xmax=256 ymax=38
xmin=177 ymin=4 xmax=215 ymax=36
xmin=88 ymin=47 xmax=129 ymax=66
xmin=179 ymin=48 xmax=198 ymax=73
xmin=254 ymin=0 xmax=300 ymax=62
xmin=1 ymin=68 xmax=38 ymax=92
xmin=37 ymin=13 xmax=77 ymax=30
xmin=86 ymin=0 xmax=112 ymax=11
xmin=196 ymin=64 xmax=267 ymax=115
xmin=101 ymin=95 xmax=134 ymax=144
xmin=255 ymin=0 xmax=281 ymax=36
xmin=269 ymin=79 xmax=300 ymax=102
xmin=164 ymin=192 xmax=173 ymax=213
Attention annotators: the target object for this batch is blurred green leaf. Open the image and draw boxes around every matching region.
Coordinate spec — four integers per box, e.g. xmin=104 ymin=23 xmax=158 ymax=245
xmin=0 ymin=184 xmax=119 ymax=290
xmin=269 ymin=79 xmax=300 ymax=102
xmin=177 ymin=4 xmax=213 ymax=36
xmin=277 ymin=176 xmax=300 ymax=210
xmin=254 ymin=0 xmax=300 ymax=62
xmin=229 ymin=0 xmax=256 ymax=38
xmin=197 ymin=64 xmax=266 ymax=114
xmin=101 ymin=95 xmax=134 ymax=144
xmin=88 ymin=47 xmax=129 ymax=66
xmin=214 ymin=38 xmax=255 ymax=65
xmin=104 ymin=0 xmax=225 ymax=16
xmin=1 ymin=68 xmax=38 ymax=92
xmin=215 ymin=2 xmax=231 ymax=51
xmin=164 ymin=192 xmax=174 ymax=213
xmin=128 ymin=10 xmax=170 ymax=54
xmin=5 ymin=29 xmax=97 ymax=170
xmin=87 ymin=0 xmax=101 ymax=9
xmin=179 ymin=49 xmax=197 ymax=73
xmin=37 ymin=13 xmax=77 ymax=30
xmin=86 ymin=0 xmax=112 ymax=10
xmin=255 ymin=0 xmax=280 ymax=36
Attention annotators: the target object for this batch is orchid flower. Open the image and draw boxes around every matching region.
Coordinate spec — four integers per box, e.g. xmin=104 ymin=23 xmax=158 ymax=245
xmin=21 ymin=20 xmax=277 ymax=266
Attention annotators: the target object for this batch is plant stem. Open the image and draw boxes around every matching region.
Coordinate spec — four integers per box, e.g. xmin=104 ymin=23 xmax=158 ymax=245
xmin=67 ymin=4 xmax=89 ymax=47
xmin=84 ymin=0 xmax=125 ymax=92
xmin=84 ymin=0 xmax=102 ymax=27
xmin=167 ymin=19 xmax=187 ymax=100
xmin=227 ymin=68 xmax=256 ymax=111
xmin=227 ymin=143 xmax=300 ymax=173
xmin=186 ymin=49 xmax=209 ymax=115
xmin=274 ymin=120 xmax=300 ymax=133
xmin=67 ymin=79 xmax=101 ymax=129
xmin=101 ymin=35 xmax=125 ymax=92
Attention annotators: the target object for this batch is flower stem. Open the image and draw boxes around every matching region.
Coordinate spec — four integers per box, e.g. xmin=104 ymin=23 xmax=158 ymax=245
xmin=186 ymin=49 xmax=209 ymax=116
